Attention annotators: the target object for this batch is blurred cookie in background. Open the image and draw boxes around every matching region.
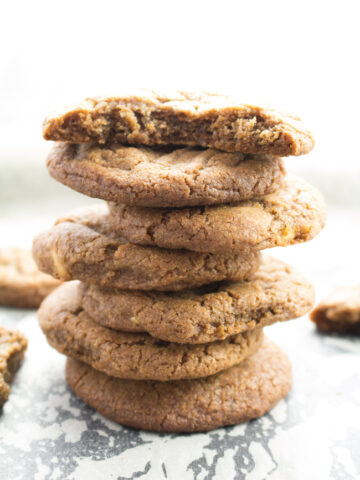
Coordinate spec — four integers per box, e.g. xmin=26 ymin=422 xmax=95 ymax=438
xmin=311 ymin=285 xmax=360 ymax=334
xmin=0 ymin=247 xmax=61 ymax=309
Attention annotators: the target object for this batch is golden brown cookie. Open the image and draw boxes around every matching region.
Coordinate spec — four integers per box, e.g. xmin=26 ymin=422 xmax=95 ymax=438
xmin=0 ymin=326 xmax=27 ymax=407
xmin=38 ymin=282 xmax=263 ymax=381
xmin=0 ymin=247 xmax=61 ymax=308
xmin=108 ymin=174 xmax=326 ymax=254
xmin=47 ymin=143 xmax=285 ymax=207
xmin=66 ymin=338 xmax=291 ymax=432
xmin=43 ymin=90 xmax=314 ymax=156
xmin=32 ymin=206 xmax=260 ymax=291
xmin=81 ymin=256 xmax=314 ymax=343
xmin=311 ymin=285 xmax=360 ymax=334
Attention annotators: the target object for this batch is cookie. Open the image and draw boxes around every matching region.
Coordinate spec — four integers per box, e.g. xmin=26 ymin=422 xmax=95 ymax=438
xmin=47 ymin=143 xmax=285 ymax=207
xmin=81 ymin=256 xmax=314 ymax=343
xmin=0 ymin=326 xmax=27 ymax=407
xmin=66 ymin=337 xmax=291 ymax=432
xmin=0 ymin=247 xmax=61 ymax=308
xmin=42 ymin=90 xmax=314 ymax=156
xmin=311 ymin=285 xmax=360 ymax=334
xmin=108 ymin=174 xmax=326 ymax=254
xmin=32 ymin=206 xmax=260 ymax=291
xmin=38 ymin=282 xmax=263 ymax=381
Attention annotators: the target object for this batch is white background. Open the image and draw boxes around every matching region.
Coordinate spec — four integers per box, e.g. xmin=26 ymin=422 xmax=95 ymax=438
xmin=1 ymin=0 xmax=360 ymax=174
xmin=0 ymin=1 xmax=359 ymax=237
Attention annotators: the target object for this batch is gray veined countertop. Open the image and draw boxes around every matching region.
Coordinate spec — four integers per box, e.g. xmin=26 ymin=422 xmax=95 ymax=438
xmin=0 ymin=166 xmax=360 ymax=479
xmin=1 ymin=308 xmax=359 ymax=480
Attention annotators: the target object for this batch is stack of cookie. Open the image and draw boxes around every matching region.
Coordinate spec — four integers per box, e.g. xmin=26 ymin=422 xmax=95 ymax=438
xmin=33 ymin=91 xmax=326 ymax=432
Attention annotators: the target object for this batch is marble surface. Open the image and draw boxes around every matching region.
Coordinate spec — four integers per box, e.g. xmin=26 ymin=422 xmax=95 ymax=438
xmin=1 ymin=209 xmax=360 ymax=479
xmin=1 ymin=309 xmax=359 ymax=480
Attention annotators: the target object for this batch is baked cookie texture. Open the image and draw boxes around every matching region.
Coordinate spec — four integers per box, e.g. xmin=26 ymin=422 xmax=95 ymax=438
xmin=108 ymin=174 xmax=326 ymax=254
xmin=47 ymin=143 xmax=285 ymax=207
xmin=311 ymin=285 xmax=360 ymax=334
xmin=0 ymin=247 xmax=61 ymax=308
xmin=42 ymin=90 xmax=314 ymax=156
xmin=65 ymin=338 xmax=291 ymax=432
xmin=32 ymin=206 xmax=260 ymax=291
xmin=0 ymin=327 xmax=27 ymax=407
xmin=37 ymin=91 xmax=322 ymax=432
xmin=38 ymin=282 xmax=263 ymax=381
xmin=81 ymin=256 xmax=314 ymax=343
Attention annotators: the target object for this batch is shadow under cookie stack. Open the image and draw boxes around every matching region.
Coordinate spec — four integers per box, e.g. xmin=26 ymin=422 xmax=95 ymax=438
xmin=33 ymin=91 xmax=326 ymax=433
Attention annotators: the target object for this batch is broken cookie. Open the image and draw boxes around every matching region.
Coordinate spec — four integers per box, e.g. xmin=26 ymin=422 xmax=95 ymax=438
xmin=0 ymin=326 xmax=27 ymax=407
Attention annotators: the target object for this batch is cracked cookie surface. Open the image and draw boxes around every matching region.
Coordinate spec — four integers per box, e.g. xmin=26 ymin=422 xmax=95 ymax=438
xmin=32 ymin=205 xmax=260 ymax=291
xmin=47 ymin=143 xmax=285 ymax=207
xmin=311 ymin=285 xmax=360 ymax=334
xmin=81 ymin=256 xmax=314 ymax=343
xmin=43 ymin=90 xmax=314 ymax=156
xmin=66 ymin=337 xmax=291 ymax=432
xmin=0 ymin=326 xmax=27 ymax=407
xmin=38 ymin=282 xmax=263 ymax=381
xmin=0 ymin=247 xmax=61 ymax=308
xmin=108 ymin=174 xmax=326 ymax=254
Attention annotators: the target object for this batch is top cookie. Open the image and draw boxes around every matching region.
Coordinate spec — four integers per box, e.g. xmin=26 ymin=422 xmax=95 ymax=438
xmin=42 ymin=90 xmax=314 ymax=156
